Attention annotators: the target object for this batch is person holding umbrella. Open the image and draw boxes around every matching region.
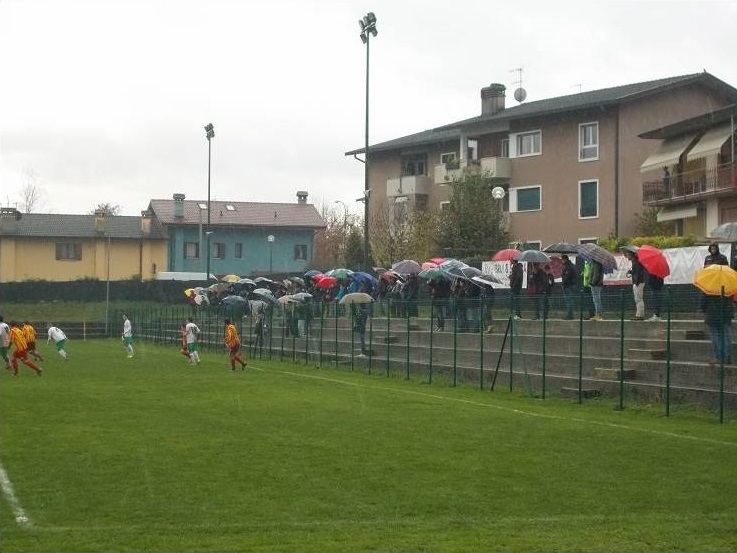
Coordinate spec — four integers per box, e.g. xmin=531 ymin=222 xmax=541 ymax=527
xmin=623 ymin=249 xmax=647 ymax=321
xmin=561 ymin=254 xmax=578 ymax=319
xmin=589 ymin=260 xmax=604 ymax=321
xmin=702 ymin=293 xmax=733 ymax=366
xmin=509 ymin=259 xmax=523 ymax=320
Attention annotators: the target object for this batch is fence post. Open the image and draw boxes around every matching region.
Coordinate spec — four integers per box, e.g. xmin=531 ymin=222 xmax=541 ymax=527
xmin=665 ymin=287 xmax=672 ymax=417
xmin=618 ymin=289 xmax=625 ymax=411
xmin=405 ymin=306 xmax=411 ymax=380
xmin=429 ymin=301 xmax=434 ymax=385
xmin=479 ymin=298 xmax=484 ymax=390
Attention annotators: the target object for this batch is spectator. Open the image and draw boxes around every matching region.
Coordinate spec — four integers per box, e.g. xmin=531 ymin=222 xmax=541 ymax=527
xmin=589 ymin=260 xmax=604 ymax=321
xmin=561 ymin=254 xmax=578 ymax=319
xmin=701 ymin=293 xmax=733 ymax=366
xmin=428 ymin=277 xmax=450 ymax=331
xmin=704 ymin=243 xmax=728 ymax=267
xmin=624 ymin=250 xmax=647 ymax=321
xmin=509 ymin=259 xmax=523 ymax=320
xmin=647 ymin=273 xmax=665 ymax=321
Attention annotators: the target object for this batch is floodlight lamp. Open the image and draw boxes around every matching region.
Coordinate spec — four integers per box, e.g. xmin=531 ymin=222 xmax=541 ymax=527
xmin=360 ymin=33 xmax=367 ymax=44
xmin=366 ymin=12 xmax=376 ymax=24
xmin=358 ymin=19 xmax=366 ymax=31
xmin=370 ymin=27 xmax=378 ymax=37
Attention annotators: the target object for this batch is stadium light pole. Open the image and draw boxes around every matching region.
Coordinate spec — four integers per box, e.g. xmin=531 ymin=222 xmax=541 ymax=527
xmin=204 ymin=123 xmax=215 ymax=280
xmin=359 ymin=12 xmax=377 ymax=271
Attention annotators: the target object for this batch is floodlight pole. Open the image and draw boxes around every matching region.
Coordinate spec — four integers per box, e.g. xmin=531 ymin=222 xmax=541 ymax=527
xmin=359 ymin=12 xmax=377 ymax=271
xmin=205 ymin=123 xmax=214 ymax=280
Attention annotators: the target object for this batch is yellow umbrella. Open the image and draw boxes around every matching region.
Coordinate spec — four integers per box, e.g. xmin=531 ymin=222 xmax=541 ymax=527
xmin=693 ymin=264 xmax=737 ymax=296
xmin=221 ymin=274 xmax=240 ymax=283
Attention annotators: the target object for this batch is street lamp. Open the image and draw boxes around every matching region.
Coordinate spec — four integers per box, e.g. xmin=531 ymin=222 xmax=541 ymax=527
xmin=267 ymin=234 xmax=275 ymax=275
xmin=359 ymin=11 xmax=377 ymax=270
xmin=204 ymin=123 xmax=215 ymax=280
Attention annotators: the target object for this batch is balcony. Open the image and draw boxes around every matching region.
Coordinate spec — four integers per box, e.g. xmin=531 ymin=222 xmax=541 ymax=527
xmin=386 ymin=174 xmax=433 ymax=198
xmin=643 ymin=162 xmax=737 ymax=206
xmin=433 ymin=156 xmax=510 ymax=185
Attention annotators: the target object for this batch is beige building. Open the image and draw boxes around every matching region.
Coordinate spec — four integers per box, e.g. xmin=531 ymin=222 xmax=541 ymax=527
xmin=0 ymin=208 xmax=167 ymax=282
xmin=347 ymin=72 xmax=737 ymax=250
xmin=640 ymin=103 xmax=737 ymax=236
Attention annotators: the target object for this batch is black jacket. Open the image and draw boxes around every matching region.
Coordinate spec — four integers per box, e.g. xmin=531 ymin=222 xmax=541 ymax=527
xmin=561 ymin=260 xmax=578 ymax=288
xmin=701 ymin=294 xmax=734 ymax=325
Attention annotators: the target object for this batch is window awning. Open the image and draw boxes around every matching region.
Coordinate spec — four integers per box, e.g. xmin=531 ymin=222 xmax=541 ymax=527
xmin=656 ymin=205 xmax=698 ymax=222
xmin=686 ymin=123 xmax=734 ymax=163
xmin=640 ymin=134 xmax=697 ymax=173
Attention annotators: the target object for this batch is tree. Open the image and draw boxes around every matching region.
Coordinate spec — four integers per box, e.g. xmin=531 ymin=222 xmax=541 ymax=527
xmin=20 ymin=166 xmax=46 ymax=213
xmin=312 ymin=202 xmax=354 ymax=269
xmin=89 ymin=203 xmax=122 ymax=216
xmin=344 ymin=227 xmax=365 ymax=269
xmin=436 ymin=172 xmax=509 ymax=259
xmin=633 ymin=206 xmax=673 ymax=237
xmin=369 ymin=201 xmax=413 ymax=267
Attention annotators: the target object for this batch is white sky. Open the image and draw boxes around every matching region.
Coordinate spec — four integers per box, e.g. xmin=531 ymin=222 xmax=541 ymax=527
xmin=1 ymin=0 xmax=736 ymax=217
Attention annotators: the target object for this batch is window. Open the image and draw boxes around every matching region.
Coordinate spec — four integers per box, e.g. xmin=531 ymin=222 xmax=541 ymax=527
xmin=500 ymin=138 xmax=509 ymax=158
xmin=579 ymin=180 xmax=599 ymax=218
xmin=55 ymin=242 xmax=81 ymax=260
xmin=511 ymin=130 xmax=541 ymax=157
xmin=234 ymin=243 xmax=243 ymax=259
xmin=401 ymin=153 xmax=427 ymax=176
xmin=467 ymin=139 xmax=478 ymax=161
xmin=294 ymin=244 xmax=308 ymax=260
xmin=510 ymin=186 xmax=541 ymax=212
xmin=579 ymin=122 xmax=599 ymax=161
xmin=198 ymin=203 xmax=207 ymax=210
xmin=225 ymin=204 xmax=236 ymax=211
xmin=184 ymin=242 xmax=199 ymax=259
xmin=440 ymin=152 xmax=457 ymax=165
xmin=213 ymin=242 xmax=225 ymax=259
xmin=579 ymin=237 xmax=598 ymax=245
xmin=439 ymin=201 xmax=450 ymax=211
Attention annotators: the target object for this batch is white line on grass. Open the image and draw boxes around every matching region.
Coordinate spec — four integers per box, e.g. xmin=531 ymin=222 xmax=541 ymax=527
xmin=0 ymin=462 xmax=33 ymax=529
xmin=250 ymin=365 xmax=737 ymax=448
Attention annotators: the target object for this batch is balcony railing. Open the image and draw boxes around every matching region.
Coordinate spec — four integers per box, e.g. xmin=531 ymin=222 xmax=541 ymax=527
xmin=434 ymin=156 xmax=510 ymax=185
xmin=642 ymin=162 xmax=737 ymax=205
xmin=386 ymin=174 xmax=433 ymax=198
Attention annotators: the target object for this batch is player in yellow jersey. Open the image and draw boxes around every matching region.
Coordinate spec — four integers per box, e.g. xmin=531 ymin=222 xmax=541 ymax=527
xmin=22 ymin=321 xmax=44 ymax=362
xmin=224 ymin=319 xmax=247 ymax=371
xmin=8 ymin=321 xmax=42 ymax=376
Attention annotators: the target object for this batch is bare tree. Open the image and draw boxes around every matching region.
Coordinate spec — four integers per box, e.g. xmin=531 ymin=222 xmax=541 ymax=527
xmin=20 ymin=166 xmax=46 ymax=213
xmin=312 ymin=201 xmax=353 ymax=268
xmin=89 ymin=203 xmax=122 ymax=216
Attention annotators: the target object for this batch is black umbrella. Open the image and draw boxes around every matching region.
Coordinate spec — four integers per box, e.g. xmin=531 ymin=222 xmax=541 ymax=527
xmin=543 ymin=242 xmax=578 ymax=254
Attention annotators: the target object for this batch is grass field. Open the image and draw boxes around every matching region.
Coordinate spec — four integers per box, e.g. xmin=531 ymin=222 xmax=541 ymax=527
xmin=1 ymin=339 xmax=736 ymax=552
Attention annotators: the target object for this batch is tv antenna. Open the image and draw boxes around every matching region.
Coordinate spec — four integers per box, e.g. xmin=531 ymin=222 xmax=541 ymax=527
xmin=510 ymin=66 xmax=527 ymax=103
xmin=572 ymin=83 xmax=583 ymax=93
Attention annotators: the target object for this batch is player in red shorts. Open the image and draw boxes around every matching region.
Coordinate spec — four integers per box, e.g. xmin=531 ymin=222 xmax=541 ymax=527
xmin=179 ymin=324 xmax=191 ymax=361
xmin=224 ymin=319 xmax=247 ymax=371
xmin=22 ymin=321 xmax=44 ymax=362
xmin=8 ymin=321 xmax=42 ymax=376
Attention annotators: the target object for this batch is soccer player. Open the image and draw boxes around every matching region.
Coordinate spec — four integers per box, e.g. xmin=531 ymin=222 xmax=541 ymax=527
xmin=47 ymin=325 xmax=69 ymax=359
xmin=8 ymin=321 xmax=42 ymax=376
xmin=179 ymin=324 xmax=191 ymax=361
xmin=22 ymin=321 xmax=44 ymax=362
xmin=122 ymin=314 xmax=134 ymax=358
xmin=224 ymin=318 xmax=247 ymax=371
xmin=185 ymin=317 xmax=201 ymax=365
xmin=0 ymin=316 xmax=11 ymax=370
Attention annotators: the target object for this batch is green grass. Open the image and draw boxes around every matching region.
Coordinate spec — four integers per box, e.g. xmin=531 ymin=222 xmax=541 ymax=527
xmin=0 ymin=301 xmax=166 ymax=323
xmin=1 ymin=340 xmax=736 ymax=552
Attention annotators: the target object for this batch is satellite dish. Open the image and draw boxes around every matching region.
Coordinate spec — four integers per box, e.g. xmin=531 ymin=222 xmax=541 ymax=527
xmin=514 ymin=87 xmax=527 ymax=103
xmin=491 ymin=187 xmax=506 ymax=200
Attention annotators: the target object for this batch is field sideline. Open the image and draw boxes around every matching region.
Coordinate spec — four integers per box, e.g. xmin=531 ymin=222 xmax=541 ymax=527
xmin=1 ymin=339 xmax=735 ymax=552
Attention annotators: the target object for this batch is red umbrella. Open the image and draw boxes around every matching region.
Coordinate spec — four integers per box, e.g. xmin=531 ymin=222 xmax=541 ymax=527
xmin=429 ymin=257 xmax=446 ymax=265
xmin=315 ymin=275 xmax=338 ymax=289
xmin=491 ymin=248 xmax=520 ymax=262
xmin=638 ymin=245 xmax=670 ymax=279
xmin=421 ymin=261 xmax=439 ymax=270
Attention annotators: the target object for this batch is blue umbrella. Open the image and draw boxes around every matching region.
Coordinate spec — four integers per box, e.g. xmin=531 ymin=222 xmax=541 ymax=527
xmin=353 ymin=271 xmax=378 ymax=285
xmin=304 ymin=269 xmax=322 ymax=279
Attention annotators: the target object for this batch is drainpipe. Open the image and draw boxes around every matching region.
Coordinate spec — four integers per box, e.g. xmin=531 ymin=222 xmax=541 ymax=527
xmin=614 ymin=109 xmax=620 ymax=236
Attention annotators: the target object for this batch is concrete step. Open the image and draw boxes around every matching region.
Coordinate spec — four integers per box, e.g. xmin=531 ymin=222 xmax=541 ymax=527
xmin=561 ymin=387 xmax=602 ymax=399
xmin=628 ymin=348 xmax=667 ymax=360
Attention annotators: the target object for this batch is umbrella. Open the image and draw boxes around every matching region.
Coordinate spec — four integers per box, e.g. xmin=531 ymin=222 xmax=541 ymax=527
xmin=237 ymin=278 xmax=256 ymax=286
xmin=438 ymin=259 xmax=466 ymax=271
xmin=491 ymin=248 xmax=520 ymax=261
xmin=421 ymin=261 xmax=438 ymax=270
xmin=472 ymin=275 xmax=502 ymax=288
xmin=391 ymin=259 xmax=422 ymax=275
xmin=221 ymin=295 xmax=250 ymax=315
xmin=637 ymin=245 xmax=670 ymax=279
xmin=710 ymin=222 xmax=737 ymax=242
xmin=339 ymin=292 xmax=374 ymax=304
xmin=460 ymin=266 xmax=484 ymax=280
xmin=248 ymin=299 xmax=269 ymax=314
xmin=291 ymin=292 xmax=313 ymax=301
xmin=353 ymin=271 xmax=378 ymax=285
xmin=278 ymin=294 xmax=300 ymax=305
xmin=418 ymin=267 xmax=446 ymax=279
xmin=429 ymin=257 xmax=446 ymax=265
xmin=254 ymin=276 xmax=275 ymax=285
xmin=184 ymin=288 xmax=196 ymax=298
xmin=693 ymin=264 xmax=737 ymax=296
xmin=327 ymin=268 xmax=354 ymax=279
xmin=193 ymin=293 xmax=210 ymax=306
xmin=311 ymin=272 xmax=325 ymax=282
xmin=220 ymin=274 xmax=240 ymax=283
xmin=208 ymin=282 xmax=228 ymax=293
xmin=289 ymin=276 xmax=306 ymax=287
xmin=304 ymin=269 xmax=322 ymax=279
xmin=516 ymin=250 xmax=551 ymax=263
xmin=619 ymin=245 xmax=639 ymax=254
xmin=251 ymin=288 xmax=279 ymax=306
xmin=379 ymin=270 xmax=404 ymax=282
xmin=575 ymin=243 xmax=617 ymax=272
xmin=372 ymin=266 xmax=389 ymax=274
xmin=315 ymin=275 xmax=338 ymax=289
xmin=542 ymin=242 xmax=578 ymax=254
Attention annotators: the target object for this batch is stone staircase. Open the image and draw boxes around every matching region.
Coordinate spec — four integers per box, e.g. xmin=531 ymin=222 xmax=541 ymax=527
xmin=249 ymin=315 xmax=736 ymax=410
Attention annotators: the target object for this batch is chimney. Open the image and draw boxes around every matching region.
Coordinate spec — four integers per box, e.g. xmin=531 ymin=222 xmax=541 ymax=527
xmin=481 ymin=83 xmax=506 ymax=116
xmin=141 ymin=210 xmax=152 ymax=235
xmin=173 ymin=193 xmax=185 ymax=218
xmin=94 ymin=209 xmax=106 ymax=233
xmin=296 ymin=191 xmax=308 ymax=204
xmin=0 ymin=207 xmax=21 ymax=233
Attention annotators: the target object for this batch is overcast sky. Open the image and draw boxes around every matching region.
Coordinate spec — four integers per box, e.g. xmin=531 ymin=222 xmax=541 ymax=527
xmin=1 ymin=0 xmax=736 ymax=217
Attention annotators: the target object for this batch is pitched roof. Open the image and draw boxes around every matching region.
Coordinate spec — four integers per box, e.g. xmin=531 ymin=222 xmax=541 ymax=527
xmin=347 ymin=72 xmax=737 ymax=155
xmin=639 ymin=102 xmax=737 ymax=139
xmin=0 ymin=212 xmax=166 ymax=239
xmin=148 ymin=199 xmax=327 ymax=229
